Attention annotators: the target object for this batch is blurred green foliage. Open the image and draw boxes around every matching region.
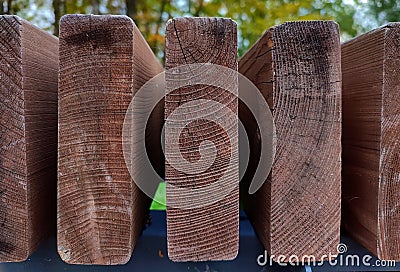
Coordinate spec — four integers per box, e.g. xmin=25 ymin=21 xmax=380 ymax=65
xmin=1 ymin=0 xmax=399 ymax=59
xmin=368 ymin=0 xmax=400 ymax=25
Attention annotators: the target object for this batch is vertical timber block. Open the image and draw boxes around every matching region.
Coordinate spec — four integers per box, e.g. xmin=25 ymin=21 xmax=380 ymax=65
xmin=165 ymin=17 xmax=239 ymax=261
xmin=239 ymin=21 xmax=342 ymax=261
xmin=342 ymin=23 xmax=400 ymax=260
xmin=58 ymin=14 xmax=163 ymax=264
xmin=0 ymin=16 xmax=58 ymax=262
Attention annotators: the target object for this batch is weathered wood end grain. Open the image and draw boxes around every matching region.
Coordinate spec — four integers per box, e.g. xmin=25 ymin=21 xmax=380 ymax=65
xmin=239 ymin=21 xmax=342 ymax=261
xmin=342 ymin=23 xmax=400 ymax=260
xmin=165 ymin=17 xmax=239 ymax=262
xmin=58 ymin=14 xmax=163 ymax=265
xmin=0 ymin=15 xmax=58 ymax=262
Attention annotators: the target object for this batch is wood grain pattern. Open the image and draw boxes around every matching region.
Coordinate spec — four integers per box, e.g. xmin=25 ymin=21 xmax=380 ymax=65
xmin=342 ymin=23 xmax=400 ymax=260
xmin=165 ymin=17 xmax=239 ymax=261
xmin=0 ymin=15 xmax=58 ymax=262
xmin=57 ymin=14 xmax=162 ymax=265
xmin=239 ymin=21 xmax=341 ymax=261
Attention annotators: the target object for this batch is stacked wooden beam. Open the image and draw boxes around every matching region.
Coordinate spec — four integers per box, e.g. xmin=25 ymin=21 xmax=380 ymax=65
xmin=0 ymin=16 xmax=58 ymax=262
xmin=57 ymin=14 xmax=162 ymax=264
xmin=342 ymin=23 xmax=400 ymax=261
xmin=164 ymin=17 xmax=239 ymax=262
xmin=239 ymin=21 xmax=342 ymax=261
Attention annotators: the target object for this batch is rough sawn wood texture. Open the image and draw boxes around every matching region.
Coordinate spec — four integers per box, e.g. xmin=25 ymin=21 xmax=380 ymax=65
xmin=0 ymin=15 xmax=58 ymax=262
xmin=58 ymin=14 xmax=162 ymax=265
xmin=342 ymin=23 xmax=400 ymax=261
xmin=165 ymin=17 xmax=239 ymax=262
xmin=239 ymin=21 xmax=342 ymax=261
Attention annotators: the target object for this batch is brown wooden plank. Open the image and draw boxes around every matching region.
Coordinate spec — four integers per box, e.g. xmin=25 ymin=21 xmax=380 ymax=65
xmin=57 ymin=14 xmax=163 ymax=265
xmin=165 ymin=17 xmax=239 ymax=261
xmin=0 ymin=15 xmax=58 ymax=262
xmin=239 ymin=21 xmax=341 ymax=261
xmin=342 ymin=23 xmax=400 ymax=260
